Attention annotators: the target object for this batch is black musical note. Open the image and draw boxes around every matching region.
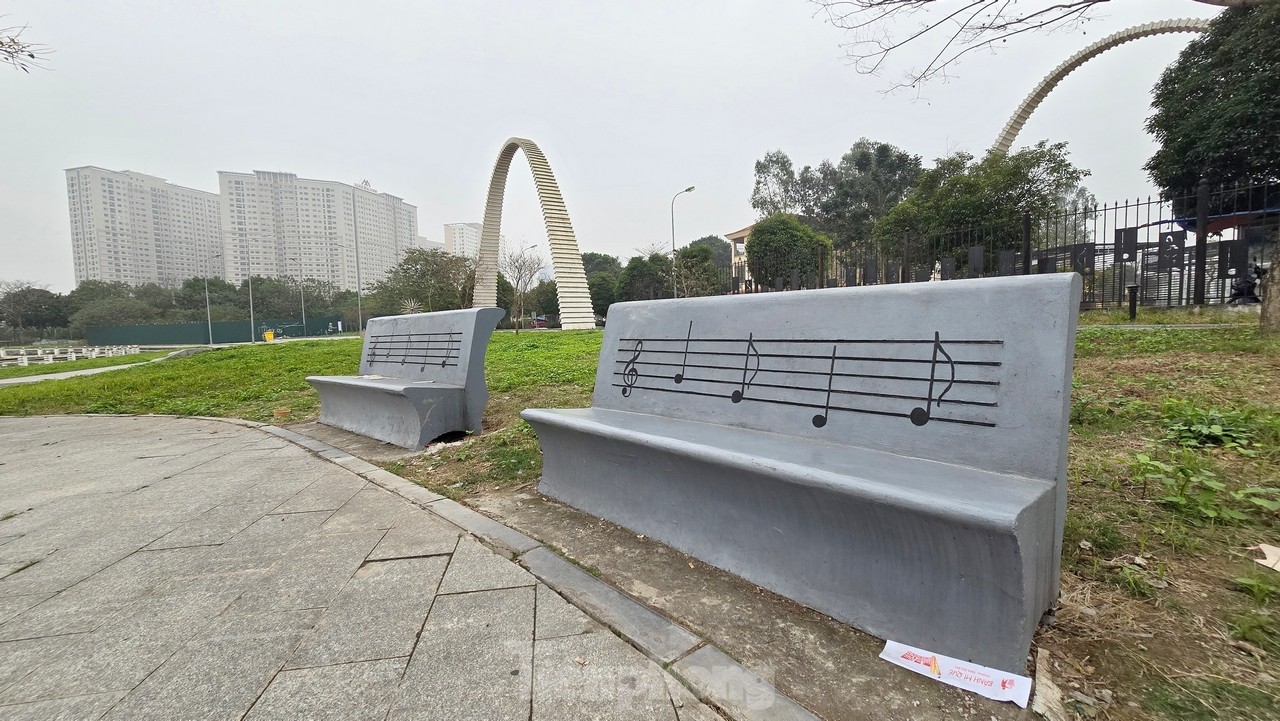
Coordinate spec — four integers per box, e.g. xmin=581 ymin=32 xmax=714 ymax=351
xmin=811 ymin=344 xmax=838 ymax=428
xmin=621 ymin=340 xmax=643 ymax=397
xmin=730 ymin=333 xmax=760 ymax=404
xmin=909 ymin=331 xmax=955 ymax=426
xmin=674 ymin=320 xmax=693 ymax=384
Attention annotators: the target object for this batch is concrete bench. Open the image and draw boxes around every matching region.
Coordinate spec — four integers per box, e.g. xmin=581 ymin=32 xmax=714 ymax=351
xmin=308 ymin=307 xmax=505 ymax=449
xmin=522 ymin=274 xmax=1082 ymax=673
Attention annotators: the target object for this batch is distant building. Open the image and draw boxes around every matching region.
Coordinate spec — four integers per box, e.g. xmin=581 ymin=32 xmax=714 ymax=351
xmin=414 ymin=236 xmax=445 ymax=252
xmin=65 ymin=167 xmax=222 ymax=286
xmin=442 ymin=222 xmax=483 ymax=258
xmin=218 ymin=171 xmax=418 ymax=291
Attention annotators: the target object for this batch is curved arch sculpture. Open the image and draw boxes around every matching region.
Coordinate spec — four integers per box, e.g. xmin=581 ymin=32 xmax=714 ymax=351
xmin=990 ymin=18 xmax=1211 ymax=156
xmin=473 ymin=137 xmax=595 ymax=330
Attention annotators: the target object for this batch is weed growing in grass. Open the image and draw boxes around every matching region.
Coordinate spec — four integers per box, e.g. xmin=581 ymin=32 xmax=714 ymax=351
xmin=1144 ymin=677 xmax=1277 ymax=721
xmin=1161 ymin=401 xmax=1260 ymax=455
xmin=1232 ymin=574 xmax=1280 ymax=604
xmin=1227 ymin=611 xmax=1279 ymax=654
xmin=1130 ymin=452 xmax=1274 ymax=523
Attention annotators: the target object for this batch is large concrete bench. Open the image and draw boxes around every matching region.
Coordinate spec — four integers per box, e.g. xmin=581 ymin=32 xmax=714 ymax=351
xmin=522 ymin=275 xmax=1082 ymax=673
xmin=308 ymin=307 xmax=504 ymax=449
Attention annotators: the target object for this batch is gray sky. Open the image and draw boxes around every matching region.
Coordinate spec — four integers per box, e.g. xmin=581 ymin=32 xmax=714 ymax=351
xmin=1 ymin=0 xmax=1221 ymax=292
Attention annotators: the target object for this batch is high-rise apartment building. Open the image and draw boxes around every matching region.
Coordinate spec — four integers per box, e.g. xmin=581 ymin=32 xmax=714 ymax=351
xmin=442 ymin=222 xmax=483 ymax=258
xmin=65 ymin=167 xmax=222 ymax=286
xmin=218 ymin=171 xmax=418 ymax=291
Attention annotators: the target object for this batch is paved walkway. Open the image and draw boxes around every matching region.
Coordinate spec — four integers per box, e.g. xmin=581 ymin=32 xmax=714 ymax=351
xmin=0 ymin=416 xmax=722 ymax=720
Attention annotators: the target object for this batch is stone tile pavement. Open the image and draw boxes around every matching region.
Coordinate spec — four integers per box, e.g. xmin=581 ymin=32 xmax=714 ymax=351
xmin=0 ymin=416 xmax=727 ymax=721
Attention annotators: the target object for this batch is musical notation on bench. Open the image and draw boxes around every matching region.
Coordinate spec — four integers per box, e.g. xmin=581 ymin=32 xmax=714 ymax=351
xmin=612 ymin=323 xmax=1002 ymax=429
xmin=365 ymin=331 xmax=462 ymax=371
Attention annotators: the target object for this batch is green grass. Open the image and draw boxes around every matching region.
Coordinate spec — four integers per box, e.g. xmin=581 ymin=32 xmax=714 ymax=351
xmin=1079 ymin=306 xmax=1257 ymax=326
xmin=0 ymin=340 xmax=360 ymax=421
xmin=0 ymin=351 xmax=172 ymax=380
xmin=3 ymin=322 xmax=1279 ymax=719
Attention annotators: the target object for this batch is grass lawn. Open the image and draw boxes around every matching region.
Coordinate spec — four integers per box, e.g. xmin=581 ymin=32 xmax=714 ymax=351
xmin=2 ymin=325 xmax=1278 ymax=718
xmin=0 ymin=350 xmax=173 ymax=380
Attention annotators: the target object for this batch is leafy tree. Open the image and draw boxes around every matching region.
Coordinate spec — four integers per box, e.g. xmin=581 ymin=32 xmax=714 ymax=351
xmin=872 ymin=140 xmax=1090 ymax=258
xmin=496 ymin=272 xmax=515 ymax=320
xmin=131 ymin=283 xmax=179 ymax=314
xmin=750 ymin=150 xmax=798 ymax=217
xmin=65 ymin=280 xmax=133 ymax=314
xmin=1145 ymin=3 xmax=1280 ymax=206
xmin=687 ymin=236 xmax=732 ymax=270
xmin=367 ymin=248 xmax=476 ymax=316
xmin=745 ymin=215 xmax=833 ymax=289
xmin=674 ymin=245 xmax=722 ymax=297
xmin=0 ymin=284 xmax=65 ymax=330
xmin=531 ymin=280 xmax=560 ymax=317
xmin=796 ymin=139 xmax=923 ymax=253
xmin=176 ymin=277 xmax=240 ymax=312
xmin=581 ymin=252 xmax=623 ymax=276
xmin=618 ymin=254 xmax=673 ymax=302
xmin=587 ymin=272 xmax=618 ymax=316
xmin=68 ymin=298 xmax=157 ymax=336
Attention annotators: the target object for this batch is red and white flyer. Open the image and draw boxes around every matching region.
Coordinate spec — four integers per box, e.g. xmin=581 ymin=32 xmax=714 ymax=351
xmin=879 ymin=640 xmax=1032 ymax=708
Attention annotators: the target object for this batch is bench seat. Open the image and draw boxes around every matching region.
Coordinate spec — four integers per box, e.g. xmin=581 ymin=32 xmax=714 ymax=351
xmin=310 ymin=376 xmax=466 ymax=450
xmin=525 ymin=406 xmax=1056 ymax=672
xmin=523 ymin=275 xmax=1082 ymax=673
xmin=306 ymin=307 xmax=504 ymax=449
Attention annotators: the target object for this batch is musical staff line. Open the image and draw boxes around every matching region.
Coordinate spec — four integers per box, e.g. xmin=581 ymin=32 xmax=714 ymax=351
xmin=608 ymin=382 xmax=996 ymax=428
xmin=613 ymin=371 xmax=998 ymax=408
xmin=612 ymin=358 xmax=999 ymax=387
xmin=610 ymin=325 xmax=1003 ymax=429
xmin=622 ymin=347 xmax=1001 ymax=367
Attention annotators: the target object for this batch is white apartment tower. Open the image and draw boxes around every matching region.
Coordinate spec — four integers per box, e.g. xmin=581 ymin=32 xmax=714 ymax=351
xmin=65 ymin=167 xmax=222 ymax=286
xmin=218 ymin=171 xmax=418 ymax=291
xmin=442 ymin=222 xmax=484 ymax=258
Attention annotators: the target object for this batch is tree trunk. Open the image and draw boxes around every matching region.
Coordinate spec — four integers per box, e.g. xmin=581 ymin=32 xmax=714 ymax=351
xmin=1262 ymin=271 xmax=1280 ymax=335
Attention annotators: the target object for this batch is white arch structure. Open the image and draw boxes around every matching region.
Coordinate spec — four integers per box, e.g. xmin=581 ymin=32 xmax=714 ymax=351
xmin=472 ymin=137 xmax=595 ymax=330
xmin=990 ymin=17 xmax=1212 ymax=155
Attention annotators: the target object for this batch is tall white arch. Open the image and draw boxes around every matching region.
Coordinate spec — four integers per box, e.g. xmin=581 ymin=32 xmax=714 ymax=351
xmin=472 ymin=137 xmax=595 ymax=330
xmin=990 ymin=18 xmax=1211 ymax=155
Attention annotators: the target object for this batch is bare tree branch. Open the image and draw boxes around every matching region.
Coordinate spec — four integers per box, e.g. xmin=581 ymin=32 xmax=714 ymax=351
xmin=498 ymin=243 xmax=545 ymax=333
xmin=812 ymin=0 xmax=1264 ymax=90
xmin=1 ymin=19 xmax=50 ymax=73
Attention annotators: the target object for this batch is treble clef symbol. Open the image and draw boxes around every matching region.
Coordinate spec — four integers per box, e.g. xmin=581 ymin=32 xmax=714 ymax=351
xmin=621 ymin=340 xmax=643 ymax=397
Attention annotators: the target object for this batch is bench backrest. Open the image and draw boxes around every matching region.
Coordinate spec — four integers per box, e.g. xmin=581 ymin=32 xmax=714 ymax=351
xmin=360 ymin=307 xmax=505 ymax=389
xmin=592 ymin=274 xmax=1081 ymax=483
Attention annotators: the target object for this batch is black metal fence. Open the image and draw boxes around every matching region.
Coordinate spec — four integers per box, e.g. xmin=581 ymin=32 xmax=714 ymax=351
xmin=725 ymin=180 xmax=1279 ymax=308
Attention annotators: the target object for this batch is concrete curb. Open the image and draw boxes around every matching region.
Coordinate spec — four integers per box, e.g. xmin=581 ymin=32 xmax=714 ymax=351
xmin=248 ymin=419 xmax=819 ymax=721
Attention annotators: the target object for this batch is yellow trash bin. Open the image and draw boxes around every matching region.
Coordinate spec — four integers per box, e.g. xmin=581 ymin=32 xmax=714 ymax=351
xmin=263 ymin=330 xmax=276 ymax=342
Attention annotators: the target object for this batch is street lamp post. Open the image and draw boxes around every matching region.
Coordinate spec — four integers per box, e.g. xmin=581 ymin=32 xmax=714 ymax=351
xmin=670 ymin=186 xmax=695 ymax=298
xmin=203 ymin=252 xmax=222 ymax=346
xmin=286 ymin=257 xmax=307 ymax=337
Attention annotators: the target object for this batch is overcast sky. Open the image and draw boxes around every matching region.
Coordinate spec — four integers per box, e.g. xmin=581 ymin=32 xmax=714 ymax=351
xmin=0 ymin=0 xmax=1222 ymax=292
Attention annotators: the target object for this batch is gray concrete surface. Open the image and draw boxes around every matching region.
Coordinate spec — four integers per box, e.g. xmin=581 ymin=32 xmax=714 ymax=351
xmin=307 ymin=307 xmax=505 ymax=448
xmin=525 ymin=274 xmax=1082 ymax=673
xmin=0 ymin=416 xmax=727 ymax=720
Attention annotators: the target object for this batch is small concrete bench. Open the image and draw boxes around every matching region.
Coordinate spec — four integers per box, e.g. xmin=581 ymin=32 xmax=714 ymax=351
xmin=523 ymin=275 xmax=1082 ymax=672
xmin=308 ymin=307 xmax=505 ymax=449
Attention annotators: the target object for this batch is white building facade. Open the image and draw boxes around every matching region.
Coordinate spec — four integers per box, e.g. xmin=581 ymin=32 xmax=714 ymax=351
xmin=65 ymin=167 xmax=222 ymax=286
xmin=218 ymin=171 xmax=418 ymax=292
xmin=442 ymin=222 xmax=483 ymax=258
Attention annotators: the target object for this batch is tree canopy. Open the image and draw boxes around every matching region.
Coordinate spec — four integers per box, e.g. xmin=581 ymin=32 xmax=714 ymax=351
xmin=687 ymin=236 xmax=732 ymax=270
xmin=1145 ymin=2 xmax=1280 ymax=200
xmin=873 ymin=140 xmax=1090 ymax=251
xmin=745 ymin=214 xmax=833 ymax=288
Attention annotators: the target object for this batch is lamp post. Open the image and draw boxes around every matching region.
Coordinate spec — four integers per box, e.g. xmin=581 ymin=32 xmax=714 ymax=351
xmin=286 ymin=256 xmax=307 ymax=337
xmin=670 ymin=186 xmax=695 ymax=298
xmin=203 ymin=252 xmax=222 ymax=345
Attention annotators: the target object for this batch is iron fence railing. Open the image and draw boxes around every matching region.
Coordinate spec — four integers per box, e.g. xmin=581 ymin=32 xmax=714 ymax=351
xmin=721 ymin=180 xmax=1279 ymax=309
